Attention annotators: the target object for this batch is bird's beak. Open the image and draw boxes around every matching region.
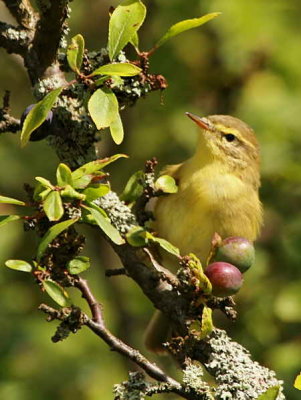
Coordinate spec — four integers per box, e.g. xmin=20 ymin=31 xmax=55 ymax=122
xmin=185 ymin=112 xmax=211 ymax=130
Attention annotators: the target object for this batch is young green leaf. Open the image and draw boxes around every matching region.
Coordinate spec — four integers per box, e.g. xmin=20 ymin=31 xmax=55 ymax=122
xmin=88 ymin=88 xmax=118 ymax=130
xmin=42 ymin=280 xmax=71 ymax=307
xmin=72 ymin=154 xmax=127 ymax=183
xmin=294 ymin=373 xmax=301 ymax=390
xmin=60 ymin=185 xmax=86 ymax=200
xmin=35 ymin=176 xmax=54 ymax=190
xmin=67 ymin=256 xmax=90 ymax=275
xmin=256 ymin=386 xmax=280 ymax=400
xmin=0 ymin=195 xmax=25 ymax=206
xmin=90 ymin=63 xmax=141 ymax=77
xmin=87 ymin=207 xmax=124 ymax=245
xmin=21 ymin=87 xmax=63 ymax=147
xmin=67 ymin=34 xmax=85 ymax=73
xmin=155 ymin=175 xmax=178 ymax=193
xmin=56 ymin=163 xmax=73 ymax=187
xmin=109 ymin=112 xmax=124 ymax=144
xmin=37 ymin=218 xmax=78 ymax=261
xmin=130 ymin=31 xmax=139 ymax=50
xmin=148 ymin=235 xmax=180 ymax=257
xmin=108 ymin=0 xmax=146 ymax=60
xmin=120 ymin=170 xmax=144 ymax=203
xmin=0 ymin=215 xmax=20 ymax=227
xmin=155 ymin=13 xmax=221 ymax=49
xmin=189 ymin=306 xmax=213 ymax=340
xmin=82 ymin=184 xmax=110 ymax=202
xmin=5 ymin=259 xmax=32 ymax=273
xmin=43 ymin=191 xmax=64 ymax=221
xmin=126 ymin=226 xmax=148 ymax=247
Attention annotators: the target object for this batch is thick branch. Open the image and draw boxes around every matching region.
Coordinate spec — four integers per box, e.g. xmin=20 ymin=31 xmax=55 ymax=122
xmin=0 ymin=21 xmax=31 ymax=55
xmin=3 ymin=0 xmax=37 ymax=29
xmin=26 ymin=0 xmax=70 ymax=82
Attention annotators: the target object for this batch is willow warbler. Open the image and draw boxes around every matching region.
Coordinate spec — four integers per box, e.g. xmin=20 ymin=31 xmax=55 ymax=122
xmin=145 ymin=113 xmax=263 ymax=353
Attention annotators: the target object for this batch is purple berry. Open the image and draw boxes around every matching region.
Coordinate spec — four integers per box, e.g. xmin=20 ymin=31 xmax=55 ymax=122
xmin=215 ymin=237 xmax=255 ymax=273
xmin=21 ymin=104 xmax=53 ymax=141
xmin=205 ymin=262 xmax=243 ymax=297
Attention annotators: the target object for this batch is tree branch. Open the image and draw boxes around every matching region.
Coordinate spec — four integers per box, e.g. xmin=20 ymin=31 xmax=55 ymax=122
xmin=75 ymin=278 xmax=177 ymax=385
xmin=26 ymin=0 xmax=70 ymax=82
xmin=0 ymin=90 xmax=20 ymax=134
xmin=0 ymin=21 xmax=31 ymax=55
xmin=3 ymin=0 xmax=37 ymax=29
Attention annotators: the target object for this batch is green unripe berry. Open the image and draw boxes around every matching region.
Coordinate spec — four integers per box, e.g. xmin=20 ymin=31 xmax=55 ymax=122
xmin=215 ymin=236 xmax=255 ymax=273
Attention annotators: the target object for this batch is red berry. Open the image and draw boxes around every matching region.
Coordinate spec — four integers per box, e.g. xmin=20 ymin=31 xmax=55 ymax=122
xmin=205 ymin=262 xmax=243 ymax=297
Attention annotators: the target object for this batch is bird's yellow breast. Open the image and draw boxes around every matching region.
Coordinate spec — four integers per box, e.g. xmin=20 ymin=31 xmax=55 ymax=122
xmin=154 ymin=162 xmax=262 ymax=265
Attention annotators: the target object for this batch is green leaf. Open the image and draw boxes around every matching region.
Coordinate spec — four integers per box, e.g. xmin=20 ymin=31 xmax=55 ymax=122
xmin=87 ymin=207 xmax=124 ymax=245
xmin=72 ymin=154 xmax=127 ymax=184
xmin=67 ymin=34 xmax=85 ymax=73
xmin=60 ymin=185 xmax=86 ymax=200
xmin=200 ymin=306 xmax=214 ymax=339
xmin=189 ymin=306 xmax=213 ymax=340
xmin=21 ymin=87 xmax=63 ymax=147
xmin=155 ymin=175 xmax=178 ymax=194
xmin=120 ymin=170 xmax=144 ymax=203
xmin=67 ymin=256 xmax=90 ymax=275
xmin=88 ymin=88 xmax=118 ymax=130
xmin=187 ymin=253 xmax=212 ymax=295
xmin=108 ymin=0 xmax=146 ymax=60
xmin=56 ymin=163 xmax=73 ymax=187
xmin=294 ymin=373 xmax=301 ymax=390
xmin=256 ymin=386 xmax=280 ymax=400
xmin=35 ymin=176 xmax=54 ymax=189
xmin=90 ymin=63 xmax=141 ymax=77
xmin=94 ymin=76 xmax=110 ymax=87
xmin=37 ymin=218 xmax=78 ymax=261
xmin=0 ymin=215 xmax=20 ymax=227
xmin=155 ymin=13 xmax=221 ymax=49
xmin=0 ymin=195 xmax=25 ymax=206
xmin=148 ymin=234 xmax=180 ymax=257
xmin=126 ymin=226 xmax=148 ymax=247
xmin=34 ymin=186 xmax=52 ymax=201
xmin=5 ymin=259 xmax=32 ymax=273
xmin=82 ymin=184 xmax=110 ymax=202
xmin=42 ymin=280 xmax=71 ymax=307
xmin=43 ymin=191 xmax=64 ymax=221
xmin=109 ymin=112 xmax=124 ymax=144
xmin=130 ymin=31 xmax=139 ymax=50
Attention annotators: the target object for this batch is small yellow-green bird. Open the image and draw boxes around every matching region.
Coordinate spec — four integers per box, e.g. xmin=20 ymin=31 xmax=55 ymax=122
xmin=145 ymin=113 xmax=263 ymax=353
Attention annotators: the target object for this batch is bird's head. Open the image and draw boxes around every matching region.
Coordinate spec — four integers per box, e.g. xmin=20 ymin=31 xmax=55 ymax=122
xmin=186 ymin=113 xmax=260 ymax=184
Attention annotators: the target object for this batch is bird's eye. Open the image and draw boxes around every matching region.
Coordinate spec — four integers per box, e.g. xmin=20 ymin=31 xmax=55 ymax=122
xmin=223 ymin=133 xmax=236 ymax=142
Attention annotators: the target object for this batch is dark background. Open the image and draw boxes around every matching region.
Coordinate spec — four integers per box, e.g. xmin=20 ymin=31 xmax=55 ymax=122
xmin=0 ymin=0 xmax=300 ymax=399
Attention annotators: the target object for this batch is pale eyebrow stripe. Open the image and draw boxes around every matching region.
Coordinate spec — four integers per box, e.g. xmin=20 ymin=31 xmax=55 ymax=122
xmin=215 ymin=124 xmax=257 ymax=150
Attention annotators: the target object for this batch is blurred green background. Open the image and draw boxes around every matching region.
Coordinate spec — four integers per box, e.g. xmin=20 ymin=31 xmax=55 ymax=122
xmin=0 ymin=0 xmax=300 ymax=399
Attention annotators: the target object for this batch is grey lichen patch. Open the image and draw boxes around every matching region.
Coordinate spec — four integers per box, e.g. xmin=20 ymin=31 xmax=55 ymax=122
xmin=6 ymin=27 xmax=28 ymax=42
xmin=33 ymin=76 xmax=66 ymax=98
xmin=182 ymin=361 xmax=214 ymax=399
xmin=199 ymin=329 xmax=285 ymax=400
xmin=96 ymin=191 xmax=137 ymax=234
xmin=114 ymin=372 xmax=148 ymax=400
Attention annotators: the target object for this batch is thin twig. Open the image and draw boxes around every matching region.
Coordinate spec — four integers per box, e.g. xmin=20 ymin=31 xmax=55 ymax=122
xmin=0 ymin=91 xmax=20 ymax=134
xmin=74 ymin=277 xmax=188 ymax=394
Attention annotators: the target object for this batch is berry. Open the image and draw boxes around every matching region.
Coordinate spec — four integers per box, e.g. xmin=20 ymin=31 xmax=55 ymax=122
xmin=215 ymin=236 xmax=255 ymax=273
xmin=205 ymin=262 xmax=243 ymax=297
xmin=20 ymin=104 xmax=53 ymax=141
